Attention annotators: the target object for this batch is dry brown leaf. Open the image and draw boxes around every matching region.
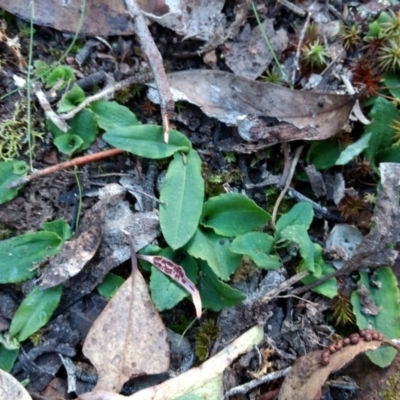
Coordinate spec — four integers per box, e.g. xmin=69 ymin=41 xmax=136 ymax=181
xmin=0 ymin=368 xmax=32 ymax=400
xmin=278 ymin=340 xmax=384 ymax=400
xmin=148 ymin=70 xmax=357 ymax=146
xmin=82 ymin=256 xmax=169 ymax=392
xmin=79 ymin=325 xmax=264 ymax=400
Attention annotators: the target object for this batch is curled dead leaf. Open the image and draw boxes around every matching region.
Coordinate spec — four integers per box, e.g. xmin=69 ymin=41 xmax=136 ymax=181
xmin=148 ymin=70 xmax=357 ymax=147
xmin=278 ymin=340 xmax=384 ymax=400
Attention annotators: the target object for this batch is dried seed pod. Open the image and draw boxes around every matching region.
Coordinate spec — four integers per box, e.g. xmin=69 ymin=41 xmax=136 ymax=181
xmin=328 ymin=344 xmax=336 ymax=354
xmin=321 ymin=350 xmax=330 ymax=365
xmin=363 ymin=332 xmax=373 ymax=342
xmin=334 ymin=340 xmax=343 ymax=350
xmin=349 ymin=333 xmax=360 ymax=344
xmin=343 ymin=338 xmax=351 ymax=346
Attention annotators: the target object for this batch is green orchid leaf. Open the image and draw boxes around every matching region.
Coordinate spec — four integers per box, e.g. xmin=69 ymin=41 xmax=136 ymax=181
xmin=0 ymin=160 xmax=29 ymax=205
xmin=185 ymin=228 xmax=241 ymax=280
xmin=9 ymin=286 xmax=62 ymax=342
xmin=160 ymin=150 xmax=204 ymax=249
xmin=103 ymin=126 xmax=191 ymax=158
xmin=58 ymin=84 xmax=86 ymax=113
xmin=306 ymin=140 xmax=341 ymax=170
xmin=54 ymin=134 xmax=83 ymax=155
xmin=198 ymin=261 xmax=246 ymax=311
xmin=275 ymin=202 xmax=314 ymax=237
xmin=336 ymin=133 xmax=371 ymax=166
xmin=201 ymin=193 xmax=270 ymax=237
xmin=351 ymin=268 xmax=400 ymax=368
xmin=0 ymin=229 xmax=64 ymax=283
xmin=91 ymin=100 xmax=139 ymax=130
xmin=97 ymin=273 xmax=125 ymax=300
xmin=230 ymin=232 xmax=281 ymax=270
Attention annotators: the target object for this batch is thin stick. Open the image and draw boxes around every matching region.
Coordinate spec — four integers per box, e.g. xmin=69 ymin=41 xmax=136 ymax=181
xmin=223 ymin=367 xmax=291 ymax=399
xmin=291 ymin=12 xmax=311 ymax=85
xmin=7 ymin=148 xmax=123 ymax=189
xmin=59 ymin=73 xmax=152 ymax=120
xmin=271 ymin=145 xmax=304 ymax=230
xmin=278 ymin=0 xmax=306 ymax=16
xmin=124 ymin=0 xmax=174 ymax=143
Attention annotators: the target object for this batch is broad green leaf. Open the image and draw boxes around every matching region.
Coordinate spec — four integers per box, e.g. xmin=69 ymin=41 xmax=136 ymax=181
xmin=9 ymin=286 xmax=62 ymax=342
xmin=54 ymin=134 xmax=83 ymax=155
xmin=335 ymin=133 xmax=371 ymax=166
xmin=384 ymin=72 xmax=400 ymax=99
xmin=33 ymin=60 xmax=50 ymax=80
xmin=160 ymin=150 xmax=204 ymax=249
xmin=201 ymin=193 xmax=271 ymax=237
xmin=97 ymin=273 xmax=125 ymax=300
xmin=0 ymin=160 xmax=29 ymax=205
xmin=375 ymin=147 xmax=400 ymax=163
xmin=150 ymin=251 xmax=198 ymax=311
xmin=306 ymin=140 xmax=341 ymax=170
xmin=280 ymin=225 xmax=315 ymax=273
xmin=41 ymin=219 xmax=71 ymax=241
xmin=58 ymin=84 xmax=86 ymax=113
xmin=185 ymin=228 xmax=241 ymax=280
xmin=198 ymin=261 xmax=246 ymax=311
xmin=275 ymin=202 xmax=313 ymax=237
xmin=103 ymin=126 xmax=191 ymax=158
xmin=351 ymin=268 xmax=400 ymax=368
xmin=365 ymin=97 xmax=399 ymax=161
xmin=48 ymin=108 xmax=98 ymax=153
xmin=230 ymin=232 xmax=281 ymax=269
xmin=45 ymin=65 xmax=75 ymax=89
xmin=0 ymin=346 xmax=19 ymax=372
xmin=91 ymin=100 xmax=139 ymax=130
xmin=299 ymin=244 xmax=337 ymax=298
xmin=0 ymin=231 xmax=63 ymax=283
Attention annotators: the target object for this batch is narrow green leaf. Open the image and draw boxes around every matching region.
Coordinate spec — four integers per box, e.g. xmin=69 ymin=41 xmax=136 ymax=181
xmin=160 ymin=150 xmax=204 ymax=249
xmin=275 ymin=202 xmax=313 ymax=237
xmin=230 ymin=232 xmax=281 ymax=269
xmin=280 ymin=225 xmax=315 ymax=273
xmin=351 ymin=268 xmax=400 ymax=367
xmin=91 ymin=100 xmax=139 ymax=130
xmin=335 ymin=133 xmax=371 ymax=166
xmin=103 ymin=126 xmax=191 ymax=158
xmin=97 ymin=273 xmax=125 ymax=300
xmin=0 ymin=231 xmax=63 ymax=283
xmin=10 ymin=286 xmax=62 ymax=341
xmin=198 ymin=261 xmax=246 ymax=311
xmin=201 ymin=193 xmax=271 ymax=237
xmin=58 ymin=84 xmax=86 ymax=113
xmin=150 ymin=252 xmax=198 ymax=311
xmin=365 ymin=97 xmax=399 ymax=161
xmin=185 ymin=228 xmax=241 ymax=280
xmin=0 ymin=160 xmax=29 ymax=205
xmin=0 ymin=345 xmax=19 ymax=372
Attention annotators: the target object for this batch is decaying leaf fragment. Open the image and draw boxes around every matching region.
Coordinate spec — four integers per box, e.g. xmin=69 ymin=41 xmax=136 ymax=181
xmin=82 ymin=231 xmax=169 ymax=393
xmin=79 ymin=325 xmax=264 ymax=400
xmin=278 ymin=340 xmax=384 ymax=400
xmin=0 ymin=368 xmax=32 ymax=400
xmin=147 ymin=70 xmax=357 ymax=147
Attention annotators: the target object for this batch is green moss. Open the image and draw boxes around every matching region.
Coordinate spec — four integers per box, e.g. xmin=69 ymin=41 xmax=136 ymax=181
xmin=194 ymin=319 xmax=219 ymax=362
xmin=382 ymin=366 xmax=400 ymax=400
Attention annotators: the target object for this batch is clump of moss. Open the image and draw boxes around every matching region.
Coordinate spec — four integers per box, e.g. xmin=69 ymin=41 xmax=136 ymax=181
xmin=381 ymin=366 xmax=400 ymax=400
xmin=194 ymin=319 xmax=219 ymax=362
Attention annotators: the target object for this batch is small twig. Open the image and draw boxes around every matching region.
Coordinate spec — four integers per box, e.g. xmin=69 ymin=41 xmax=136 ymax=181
xmin=278 ymin=0 xmax=306 ymax=16
xmin=271 ymin=145 xmax=304 ymax=230
xmin=7 ymin=148 xmax=123 ymax=189
xmin=223 ymin=367 xmax=291 ymax=399
xmin=59 ymin=72 xmax=152 ymax=120
xmin=124 ymin=0 xmax=174 ymax=143
xmin=260 ymin=270 xmax=309 ymax=304
xmin=291 ymin=12 xmax=311 ymax=85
